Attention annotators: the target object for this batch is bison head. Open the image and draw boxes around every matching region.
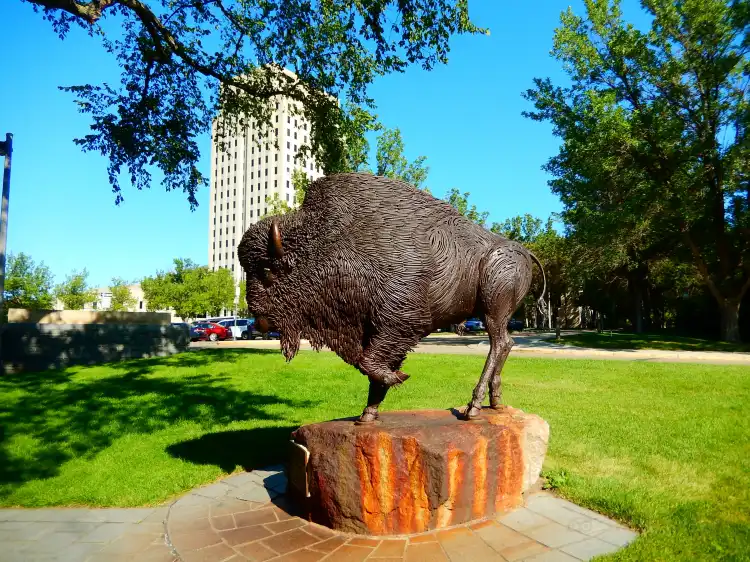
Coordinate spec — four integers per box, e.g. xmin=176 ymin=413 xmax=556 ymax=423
xmin=237 ymin=216 xmax=293 ymax=330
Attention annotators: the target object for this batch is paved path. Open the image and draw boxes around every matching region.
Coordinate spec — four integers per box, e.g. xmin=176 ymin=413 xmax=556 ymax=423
xmin=0 ymin=467 xmax=637 ymax=562
xmin=192 ymin=333 xmax=750 ymax=366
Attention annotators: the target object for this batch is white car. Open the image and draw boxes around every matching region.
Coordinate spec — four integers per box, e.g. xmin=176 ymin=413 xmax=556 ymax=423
xmin=218 ymin=318 xmax=251 ymax=340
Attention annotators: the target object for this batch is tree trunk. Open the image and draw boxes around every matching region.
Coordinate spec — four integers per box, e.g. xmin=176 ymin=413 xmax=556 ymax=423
xmin=720 ymin=300 xmax=741 ymax=343
xmin=629 ymin=279 xmax=644 ymax=334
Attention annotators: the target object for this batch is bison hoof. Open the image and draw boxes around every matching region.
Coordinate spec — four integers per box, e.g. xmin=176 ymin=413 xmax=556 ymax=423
xmin=355 ymin=412 xmax=379 ymax=425
xmin=465 ymin=405 xmax=482 ymax=420
xmin=455 ymin=404 xmax=482 ymax=420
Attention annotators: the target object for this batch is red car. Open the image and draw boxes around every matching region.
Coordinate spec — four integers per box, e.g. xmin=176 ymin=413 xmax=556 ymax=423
xmin=190 ymin=322 xmax=229 ymax=342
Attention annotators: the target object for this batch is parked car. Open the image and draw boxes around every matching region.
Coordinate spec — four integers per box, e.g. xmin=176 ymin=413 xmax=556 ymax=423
xmin=508 ymin=319 xmax=524 ymax=331
xmin=218 ymin=318 xmax=251 ymax=340
xmin=190 ymin=322 xmax=229 ymax=342
xmin=463 ymin=318 xmax=485 ymax=333
xmin=246 ymin=318 xmax=281 ymax=340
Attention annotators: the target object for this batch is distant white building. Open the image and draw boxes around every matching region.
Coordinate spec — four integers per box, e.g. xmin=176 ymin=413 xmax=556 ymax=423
xmin=208 ymin=67 xmax=326 ymax=286
xmin=55 ymin=283 xmax=185 ymax=323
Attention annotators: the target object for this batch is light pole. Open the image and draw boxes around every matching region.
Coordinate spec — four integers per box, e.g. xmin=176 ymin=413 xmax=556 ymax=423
xmin=0 ymin=133 xmax=12 ymax=313
xmin=0 ymin=132 xmax=13 ymax=371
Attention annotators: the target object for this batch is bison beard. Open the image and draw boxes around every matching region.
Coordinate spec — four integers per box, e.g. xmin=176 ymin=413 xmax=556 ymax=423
xmin=238 ymin=173 xmax=545 ymax=423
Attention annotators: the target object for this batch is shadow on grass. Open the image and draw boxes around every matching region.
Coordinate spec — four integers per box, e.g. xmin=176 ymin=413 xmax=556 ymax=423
xmin=0 ymin=349 xmax=316 ymax=497
xmin=167 ymin=427 xmax=298 ymax=473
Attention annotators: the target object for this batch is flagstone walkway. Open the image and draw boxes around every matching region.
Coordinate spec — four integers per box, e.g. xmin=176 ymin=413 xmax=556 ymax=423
xmin=0 ymin=467 xmax=637 ymax=562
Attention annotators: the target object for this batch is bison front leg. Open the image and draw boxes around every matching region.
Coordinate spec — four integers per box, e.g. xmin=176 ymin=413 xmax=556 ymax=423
xmin=355 ymin=351 xmax=410 ymax=424
xmin=356 ymin=380 xmax=390 ymax=424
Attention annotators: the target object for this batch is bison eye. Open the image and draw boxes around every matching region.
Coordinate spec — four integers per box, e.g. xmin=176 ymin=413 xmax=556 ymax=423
xmin=262 ymin=266 xmax=274 ymax=285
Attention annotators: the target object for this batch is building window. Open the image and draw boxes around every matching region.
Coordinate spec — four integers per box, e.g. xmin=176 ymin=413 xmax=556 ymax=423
xmin=286 ymin=154 xmax=290 ymax=162
xmin=274 ymin=167 xmax=277 ymax=174
xmin=233 ymin=189 xmax=236 ymax=196
xmin=287 ymin=141 xmax=290 ymax=148
xmin=274 ymin=180 xmax=277 ymax=187
xmin=287 ymin=116 xmax=290 ymax=123
xmin=139 ymin=301 xmax=143 ymax=310
xmin=286 ymin=194 xmax=290 ymax=202
xmin=275 ymin=154 xmax=278 ymax=162
xmin=265 ymin=155 xmax=268 ymax=163
xmin=287 ymin=129 xmax=290 ymax=136
xmin=257 ymin=196 xmax=260 ymax=203
xmin=233 ymin=226 xmax=235 ymax=233
xmin=286 ymin=180 xmax=290 ymax=188
xmin=250 ymin=210 xmax=254 ymax=217
xmin=294 ymin=132 xmax=297 ymax=139
xmin=219 ymin=241 xmax=222 ymax=247
xmin=294 ymin=119 xmax=297 ymax=127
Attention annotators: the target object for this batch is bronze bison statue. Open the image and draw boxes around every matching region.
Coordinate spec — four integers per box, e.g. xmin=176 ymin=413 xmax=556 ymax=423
xmin=238 ymin=173 xmax=545 ymax=423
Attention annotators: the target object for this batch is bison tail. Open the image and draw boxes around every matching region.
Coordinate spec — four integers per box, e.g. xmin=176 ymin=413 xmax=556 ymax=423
xmin=528 ymin=251 xmax=547 ymax=316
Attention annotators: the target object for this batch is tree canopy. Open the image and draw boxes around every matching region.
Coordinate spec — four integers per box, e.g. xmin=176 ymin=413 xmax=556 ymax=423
xmin=4 ymin=252 xmax=56 ymax=310
xmin=21 ymin=0 xmax=486 ymax=208
xmin=141 ymin=258 xmax=234 ymax=319
xmin=524 ymin=0 xmax=750 ymax=341
xmin=375 ymin=128 xmax=430 ymax=190
xmin=108 ymin=277 xmax=137 ymax=311
xmin=54 ymin=269 xmax=98 ymax=310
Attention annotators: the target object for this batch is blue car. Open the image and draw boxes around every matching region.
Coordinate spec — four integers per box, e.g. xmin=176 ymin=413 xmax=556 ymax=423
xmin=463 ymin=318 xmax=485 ymax=333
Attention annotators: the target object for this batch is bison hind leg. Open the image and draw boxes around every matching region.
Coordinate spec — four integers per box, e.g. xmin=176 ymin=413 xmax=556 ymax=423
xmin=463 ymin=247 xmax=527 ymax=419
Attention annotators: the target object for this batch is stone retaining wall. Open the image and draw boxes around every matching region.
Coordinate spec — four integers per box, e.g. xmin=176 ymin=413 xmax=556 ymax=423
xmin=1 ymin=323 xmax=190 ymax=374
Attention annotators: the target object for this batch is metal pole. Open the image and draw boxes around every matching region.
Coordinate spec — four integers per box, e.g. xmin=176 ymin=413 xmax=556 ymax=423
xmin=0 ymin=133 xmax=12 ymax=311
xmin=0 ymin=133 xmax=13 ymax=372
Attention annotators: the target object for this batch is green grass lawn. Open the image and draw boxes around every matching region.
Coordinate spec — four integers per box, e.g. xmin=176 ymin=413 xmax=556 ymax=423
xmin=559 ymin=331 xmax=750 ymax=353
xmin=1 ymin=349 xmax=749 ymax=560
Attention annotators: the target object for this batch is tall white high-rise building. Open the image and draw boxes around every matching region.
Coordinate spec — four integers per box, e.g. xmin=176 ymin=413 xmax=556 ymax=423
xmin=208 ymin=72 xmax=325 ymax=292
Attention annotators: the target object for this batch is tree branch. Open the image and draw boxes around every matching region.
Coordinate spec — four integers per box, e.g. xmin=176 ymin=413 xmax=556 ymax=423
xmin=26 ymin=0 xmax=307 ymax=102
xmin=30 ymin=0 xmax=118 ymax=24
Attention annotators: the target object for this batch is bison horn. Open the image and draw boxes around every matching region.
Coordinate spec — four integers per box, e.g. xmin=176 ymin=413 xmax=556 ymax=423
xmin=269 ymin=219 xmax=284 ymax=259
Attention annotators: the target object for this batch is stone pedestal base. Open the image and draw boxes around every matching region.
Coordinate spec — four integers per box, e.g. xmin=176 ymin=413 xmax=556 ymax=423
xmin=289 ymin=407 xmax=550 ymax=536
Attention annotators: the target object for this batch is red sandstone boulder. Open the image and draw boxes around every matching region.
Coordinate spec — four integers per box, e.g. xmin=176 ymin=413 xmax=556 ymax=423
xmin=290 ymin=407 xmax=550 ymax=536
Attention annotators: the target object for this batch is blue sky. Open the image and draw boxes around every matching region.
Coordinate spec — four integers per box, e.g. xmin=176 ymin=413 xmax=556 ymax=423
xmin=0 ymin=0 xmax=647 ymax=288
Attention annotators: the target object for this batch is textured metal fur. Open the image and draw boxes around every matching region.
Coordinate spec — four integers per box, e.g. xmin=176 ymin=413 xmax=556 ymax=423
xmin=238 ymin=172 xmax=545 ymax=422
